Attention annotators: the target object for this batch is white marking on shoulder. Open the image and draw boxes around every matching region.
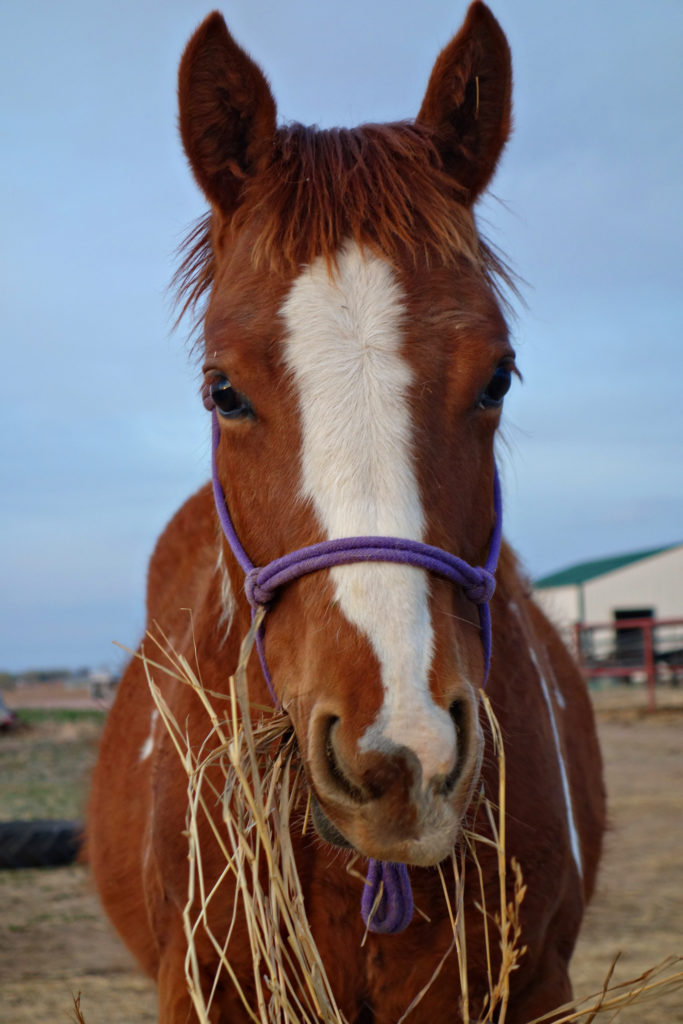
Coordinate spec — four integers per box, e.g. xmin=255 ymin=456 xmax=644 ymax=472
xmin=215 ymin=545 xmax=236 ymax=644
xmin=139 ymin=709 xmax=159 ymax=762
xmin=281 ymin=240 xmax=455 ymax=784
xmin=529 ymin=647 xmax=583 ymax=878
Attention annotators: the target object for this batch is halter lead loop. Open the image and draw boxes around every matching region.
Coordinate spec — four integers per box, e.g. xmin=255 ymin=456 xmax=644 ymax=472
xmin=210 ymin=409 xmax=503 ymax=934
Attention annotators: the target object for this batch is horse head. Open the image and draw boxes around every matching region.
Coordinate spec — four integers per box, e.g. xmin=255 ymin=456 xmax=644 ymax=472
xmin=177 ymin=1 xmax=514 ymax=868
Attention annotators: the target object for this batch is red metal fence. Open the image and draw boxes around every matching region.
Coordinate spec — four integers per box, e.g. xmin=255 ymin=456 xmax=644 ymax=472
xmin=574 ymin=617 xmax=683 ymax=711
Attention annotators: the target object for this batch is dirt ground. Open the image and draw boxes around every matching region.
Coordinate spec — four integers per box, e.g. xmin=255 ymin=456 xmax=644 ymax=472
xmin=569 ymin=699 xmax=683 ymax=1021
xmin=1 ymin=689 xmax=681 ymax=1023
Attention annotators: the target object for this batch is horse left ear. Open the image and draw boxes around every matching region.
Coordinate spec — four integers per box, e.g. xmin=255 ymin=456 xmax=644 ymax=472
xmin=417 ymin=1 xmax=512 ymax=203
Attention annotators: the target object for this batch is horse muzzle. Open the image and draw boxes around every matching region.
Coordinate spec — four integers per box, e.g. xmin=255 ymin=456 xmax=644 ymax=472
xmin=305 ymin=697 xmax=483 ymax=867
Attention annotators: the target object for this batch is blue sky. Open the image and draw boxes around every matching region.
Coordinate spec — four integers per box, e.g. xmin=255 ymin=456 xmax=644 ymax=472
xmin=1 ymin=0 xmax=681 ymax=672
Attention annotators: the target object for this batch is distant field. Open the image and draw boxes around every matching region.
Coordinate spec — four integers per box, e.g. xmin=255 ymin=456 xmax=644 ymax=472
xmin=1 ymin=694 xmax=681 ymax=1023
xmin=0 ymin=710 xmax=103 ymax=820
xmin=4 ymin=680 xmax=112 ymax=712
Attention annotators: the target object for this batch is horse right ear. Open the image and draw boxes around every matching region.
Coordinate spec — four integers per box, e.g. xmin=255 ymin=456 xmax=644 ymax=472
xmin=178 ymin=12 xmax=277 ymax=215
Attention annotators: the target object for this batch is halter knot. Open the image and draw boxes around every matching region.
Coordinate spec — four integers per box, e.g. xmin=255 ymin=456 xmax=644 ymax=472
xmin=244 ymin=567 xmax=270 ymax=609
xmin=462 ymin=569 xmax=496 ymax=605
xmin=361 ymin=860 xmax=414 ymax=934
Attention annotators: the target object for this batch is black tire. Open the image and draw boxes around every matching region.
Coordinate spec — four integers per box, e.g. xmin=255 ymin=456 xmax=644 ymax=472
xmin=0 ymin=819 xmax=83 ymax=869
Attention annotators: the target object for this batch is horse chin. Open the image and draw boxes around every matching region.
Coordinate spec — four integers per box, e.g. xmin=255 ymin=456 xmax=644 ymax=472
xmin=363 ymin=805 xmax=466 ymax=867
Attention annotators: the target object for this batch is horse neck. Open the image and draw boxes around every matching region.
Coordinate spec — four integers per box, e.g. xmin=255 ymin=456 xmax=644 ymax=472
xmin=487 ymin=539 xmax=559 ymax=720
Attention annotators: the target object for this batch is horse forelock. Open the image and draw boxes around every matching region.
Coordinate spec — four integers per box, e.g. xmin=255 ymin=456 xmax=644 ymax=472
xmin=241 ymin=122 xmax=477 ymax=270
xmin=173 ymin=120 xmax=514 ymax=336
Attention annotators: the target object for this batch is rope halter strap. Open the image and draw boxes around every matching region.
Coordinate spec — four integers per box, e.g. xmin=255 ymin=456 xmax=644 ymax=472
xmin=210 ymin=409 xmax=503 ymax=934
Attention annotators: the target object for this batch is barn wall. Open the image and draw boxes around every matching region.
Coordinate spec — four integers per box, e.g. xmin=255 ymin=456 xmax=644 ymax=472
xmin=583 ymin=546 xmax=683 ymax=623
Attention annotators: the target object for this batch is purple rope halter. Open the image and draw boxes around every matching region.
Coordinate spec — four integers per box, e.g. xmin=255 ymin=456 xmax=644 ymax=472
xmin=210 ymin=409 xmax=502 ymax=934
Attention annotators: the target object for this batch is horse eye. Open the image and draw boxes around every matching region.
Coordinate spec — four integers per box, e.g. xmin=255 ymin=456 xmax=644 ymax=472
xmin=478 ymin=364 xmax=513 ymax=410
xmin=209 ymin=376 xmax=254 ymax=419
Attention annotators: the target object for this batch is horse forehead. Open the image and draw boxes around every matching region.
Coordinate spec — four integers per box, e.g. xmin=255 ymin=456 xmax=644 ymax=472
xmin=205 ymin=238 xmax=506 ymax=395
xmin=204 ymin=260 xmax=290 ymax=355
xmin=277 ymin=243 xmax=507 ymax=394
xmin=281 ymin=243 xmax=406 ymax=355
xmin=279 ymin=241 xmax=422 ymax=520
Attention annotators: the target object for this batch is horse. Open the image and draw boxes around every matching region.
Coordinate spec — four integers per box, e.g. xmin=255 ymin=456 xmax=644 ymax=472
xmin=89 ymin=4 xmax=605 ymax=1021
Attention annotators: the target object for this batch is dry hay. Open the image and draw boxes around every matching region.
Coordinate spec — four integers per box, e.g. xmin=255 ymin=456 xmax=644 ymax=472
xmin=126 ymin=613 xmax=682 ymax=1024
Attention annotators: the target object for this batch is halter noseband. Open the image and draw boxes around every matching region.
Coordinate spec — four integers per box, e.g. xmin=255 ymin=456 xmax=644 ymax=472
xmin=209 ymin=409 xmax=502 ymax=934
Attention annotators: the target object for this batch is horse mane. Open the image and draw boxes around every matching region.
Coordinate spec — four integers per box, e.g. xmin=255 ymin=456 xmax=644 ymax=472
xmin=174 ymin=121 xmax=513 ymax=329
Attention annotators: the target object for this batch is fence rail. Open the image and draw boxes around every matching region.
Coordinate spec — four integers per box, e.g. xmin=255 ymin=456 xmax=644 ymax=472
xmin=574 ymin=617 xmax=683 ymax=711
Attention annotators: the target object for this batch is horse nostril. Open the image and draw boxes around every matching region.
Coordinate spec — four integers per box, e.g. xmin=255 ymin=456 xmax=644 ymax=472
xmin=449 ymin=699 xmax=464 ymax=736
xmin=439 ymin=700 xmax=469 ymax=796
xmin=324 ymin=717 xmax=366 ymax=803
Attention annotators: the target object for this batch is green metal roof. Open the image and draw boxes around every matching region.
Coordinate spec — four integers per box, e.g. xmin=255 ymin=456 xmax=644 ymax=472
xmin=535 ymin=544 xmax=679 ymax=589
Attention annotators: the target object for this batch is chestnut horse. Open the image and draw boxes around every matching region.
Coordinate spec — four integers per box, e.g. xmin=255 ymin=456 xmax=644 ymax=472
xmin=89 ymin=4 xmax=605 ymax=1021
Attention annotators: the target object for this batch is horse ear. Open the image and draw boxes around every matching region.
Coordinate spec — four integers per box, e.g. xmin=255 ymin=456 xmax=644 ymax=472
xmin=417 ymin=1 xmax=512 ymax=203
xmin=178 ymin=12 xmax=277 ymax=215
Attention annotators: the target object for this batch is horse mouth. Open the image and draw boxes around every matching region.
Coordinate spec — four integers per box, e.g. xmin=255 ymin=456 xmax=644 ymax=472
xmin=309 ymin=790 xmax=469 ymax=866
xmin=308 ymin=784 xmax=473 ymax=866
xmin=310 ymin=795 xmax=353 ymax=849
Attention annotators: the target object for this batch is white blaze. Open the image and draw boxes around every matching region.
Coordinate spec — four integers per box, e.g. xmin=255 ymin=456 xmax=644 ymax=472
xmin=281 ymin=241 xmax=455 ymax=783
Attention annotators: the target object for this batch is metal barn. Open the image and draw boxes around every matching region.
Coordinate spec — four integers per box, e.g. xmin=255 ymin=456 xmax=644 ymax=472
xmin=533 ymin=543 xmax=683 ymax=703
xmin=533 ymin=543 xmax=683 ymax=631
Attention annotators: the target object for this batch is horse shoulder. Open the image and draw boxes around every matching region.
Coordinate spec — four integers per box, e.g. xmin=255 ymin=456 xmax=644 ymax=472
xmin=88 ymin=633 xmax=162 ymax=975
xmin=89 ymin=484 xmax=221 ymax=974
